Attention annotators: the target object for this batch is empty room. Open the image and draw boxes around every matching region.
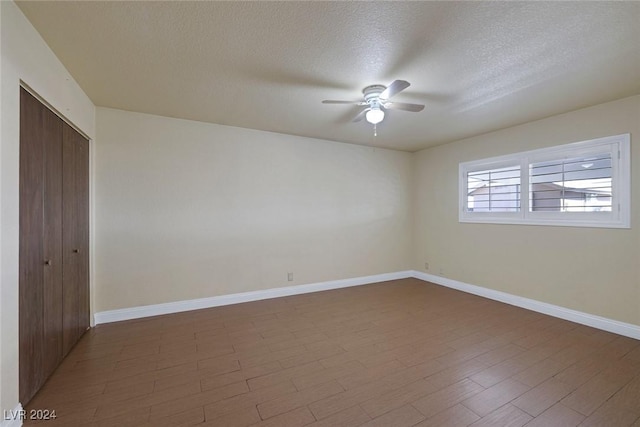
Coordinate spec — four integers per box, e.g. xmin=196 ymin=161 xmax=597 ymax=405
xmin=2 ymin=1 xmax=640 ymax=426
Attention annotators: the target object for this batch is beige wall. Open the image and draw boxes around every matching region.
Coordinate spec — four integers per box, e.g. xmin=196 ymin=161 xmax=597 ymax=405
xmin=0 ymin=0 xmax=95 ymax=416
xmin=413 ymin=95 xmax=640 ymax=325
xmin=94 ymin=108 xmax=413 ymax=311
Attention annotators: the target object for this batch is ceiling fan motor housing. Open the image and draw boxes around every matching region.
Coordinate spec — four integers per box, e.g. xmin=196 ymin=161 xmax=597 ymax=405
xmin=363 ymin=84 xmax=386 ymax=107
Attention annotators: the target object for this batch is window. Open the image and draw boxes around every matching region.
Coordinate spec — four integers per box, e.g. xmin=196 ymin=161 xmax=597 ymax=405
xmin=459 ymin=134 xmax=630 ymax=228
xmin=467 ymin=165 xmax=521 ymax=213
xmin=529 ymin=153 xmax=612 ymax=213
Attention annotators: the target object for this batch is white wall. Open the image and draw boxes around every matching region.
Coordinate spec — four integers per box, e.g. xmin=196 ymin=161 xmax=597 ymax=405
xmin=95 ymin=108 xmax=413 ymax=312
xmin=413 ymin=95 xmax=640 ymax=326
xmin=0 ymin=0 xmax=95 ymax=416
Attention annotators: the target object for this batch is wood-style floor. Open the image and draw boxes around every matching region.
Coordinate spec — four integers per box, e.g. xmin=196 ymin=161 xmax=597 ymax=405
xmin=25 ymin=278 xmax=640 ymax=427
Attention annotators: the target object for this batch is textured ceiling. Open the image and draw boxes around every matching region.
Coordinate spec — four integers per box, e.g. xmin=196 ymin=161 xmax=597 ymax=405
xmin=17 ymin=1 xmax=640 ymax=152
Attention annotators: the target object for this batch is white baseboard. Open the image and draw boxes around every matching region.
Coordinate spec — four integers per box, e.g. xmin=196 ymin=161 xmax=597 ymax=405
xmin=1 ymin=404 xmax=24 ymax=427
xmin=412 ymin=270 xmax=640 ymax=340
xmin=93 ymin=269 xmax=640 ymax=341
xmin=94 ymin=270 xmax=414 ymax=324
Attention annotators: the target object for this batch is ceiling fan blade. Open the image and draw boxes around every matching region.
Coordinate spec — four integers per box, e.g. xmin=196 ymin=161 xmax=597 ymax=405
xmin=384 ymin=102 xmax=425 ymax=112
xmin=380 ymin=80 xmax=410 ymax=100
xmin=352 ymin=108 xmax=368 ymax=122
xmin=322 ymin=100 xmax=364 ymax=105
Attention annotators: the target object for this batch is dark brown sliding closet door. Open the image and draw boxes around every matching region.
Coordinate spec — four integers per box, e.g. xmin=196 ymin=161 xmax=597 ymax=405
xmin=42 ymin=104 xmax=64 ymax=377
xmin=19 ymin=88 xmax=46 ymax=404
xmin=62 ymin=123 xmax=90 ymax=356
xmin=19 ymin=87 xmax=90 ymax=404
xmin=76 ymin=132 xmax=91 ymax=334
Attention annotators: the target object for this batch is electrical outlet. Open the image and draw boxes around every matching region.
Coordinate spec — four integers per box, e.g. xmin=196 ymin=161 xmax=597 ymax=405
xmin=287 ymin=272 xmax=293 ymax=281
xmin=425 ymin=262 xmax=429 ymax=270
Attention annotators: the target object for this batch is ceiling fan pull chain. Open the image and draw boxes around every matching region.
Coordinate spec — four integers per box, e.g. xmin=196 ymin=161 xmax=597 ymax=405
xmin=374 ymin=123 xmax=377 ymax=137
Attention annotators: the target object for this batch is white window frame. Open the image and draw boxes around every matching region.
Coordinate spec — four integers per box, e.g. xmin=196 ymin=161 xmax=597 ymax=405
xmin=459 ymin=134 xmax=630 ymax=228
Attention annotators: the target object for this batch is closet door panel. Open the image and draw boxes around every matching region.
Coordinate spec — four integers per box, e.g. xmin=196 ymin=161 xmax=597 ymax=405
xmin=62 ymin=124 xmax=80 ymax=356
xmin=20 ymin=88 xmax=91 ymax=403
xmin=76 ymin=136 xmax=91 ymax=333
xmin=42 ymin=107 xmax=64 ymax=377
xmin=19 ymin=88 xmax=46 ymax=404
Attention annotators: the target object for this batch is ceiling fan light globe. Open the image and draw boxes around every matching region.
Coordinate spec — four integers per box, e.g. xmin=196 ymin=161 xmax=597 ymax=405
xmin=366 ymin=108 xmax=384 ymax=124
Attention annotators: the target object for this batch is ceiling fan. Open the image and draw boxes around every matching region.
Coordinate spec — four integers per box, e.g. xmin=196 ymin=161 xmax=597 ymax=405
xmin=322 ymin=80 xmax=425 ymax=126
